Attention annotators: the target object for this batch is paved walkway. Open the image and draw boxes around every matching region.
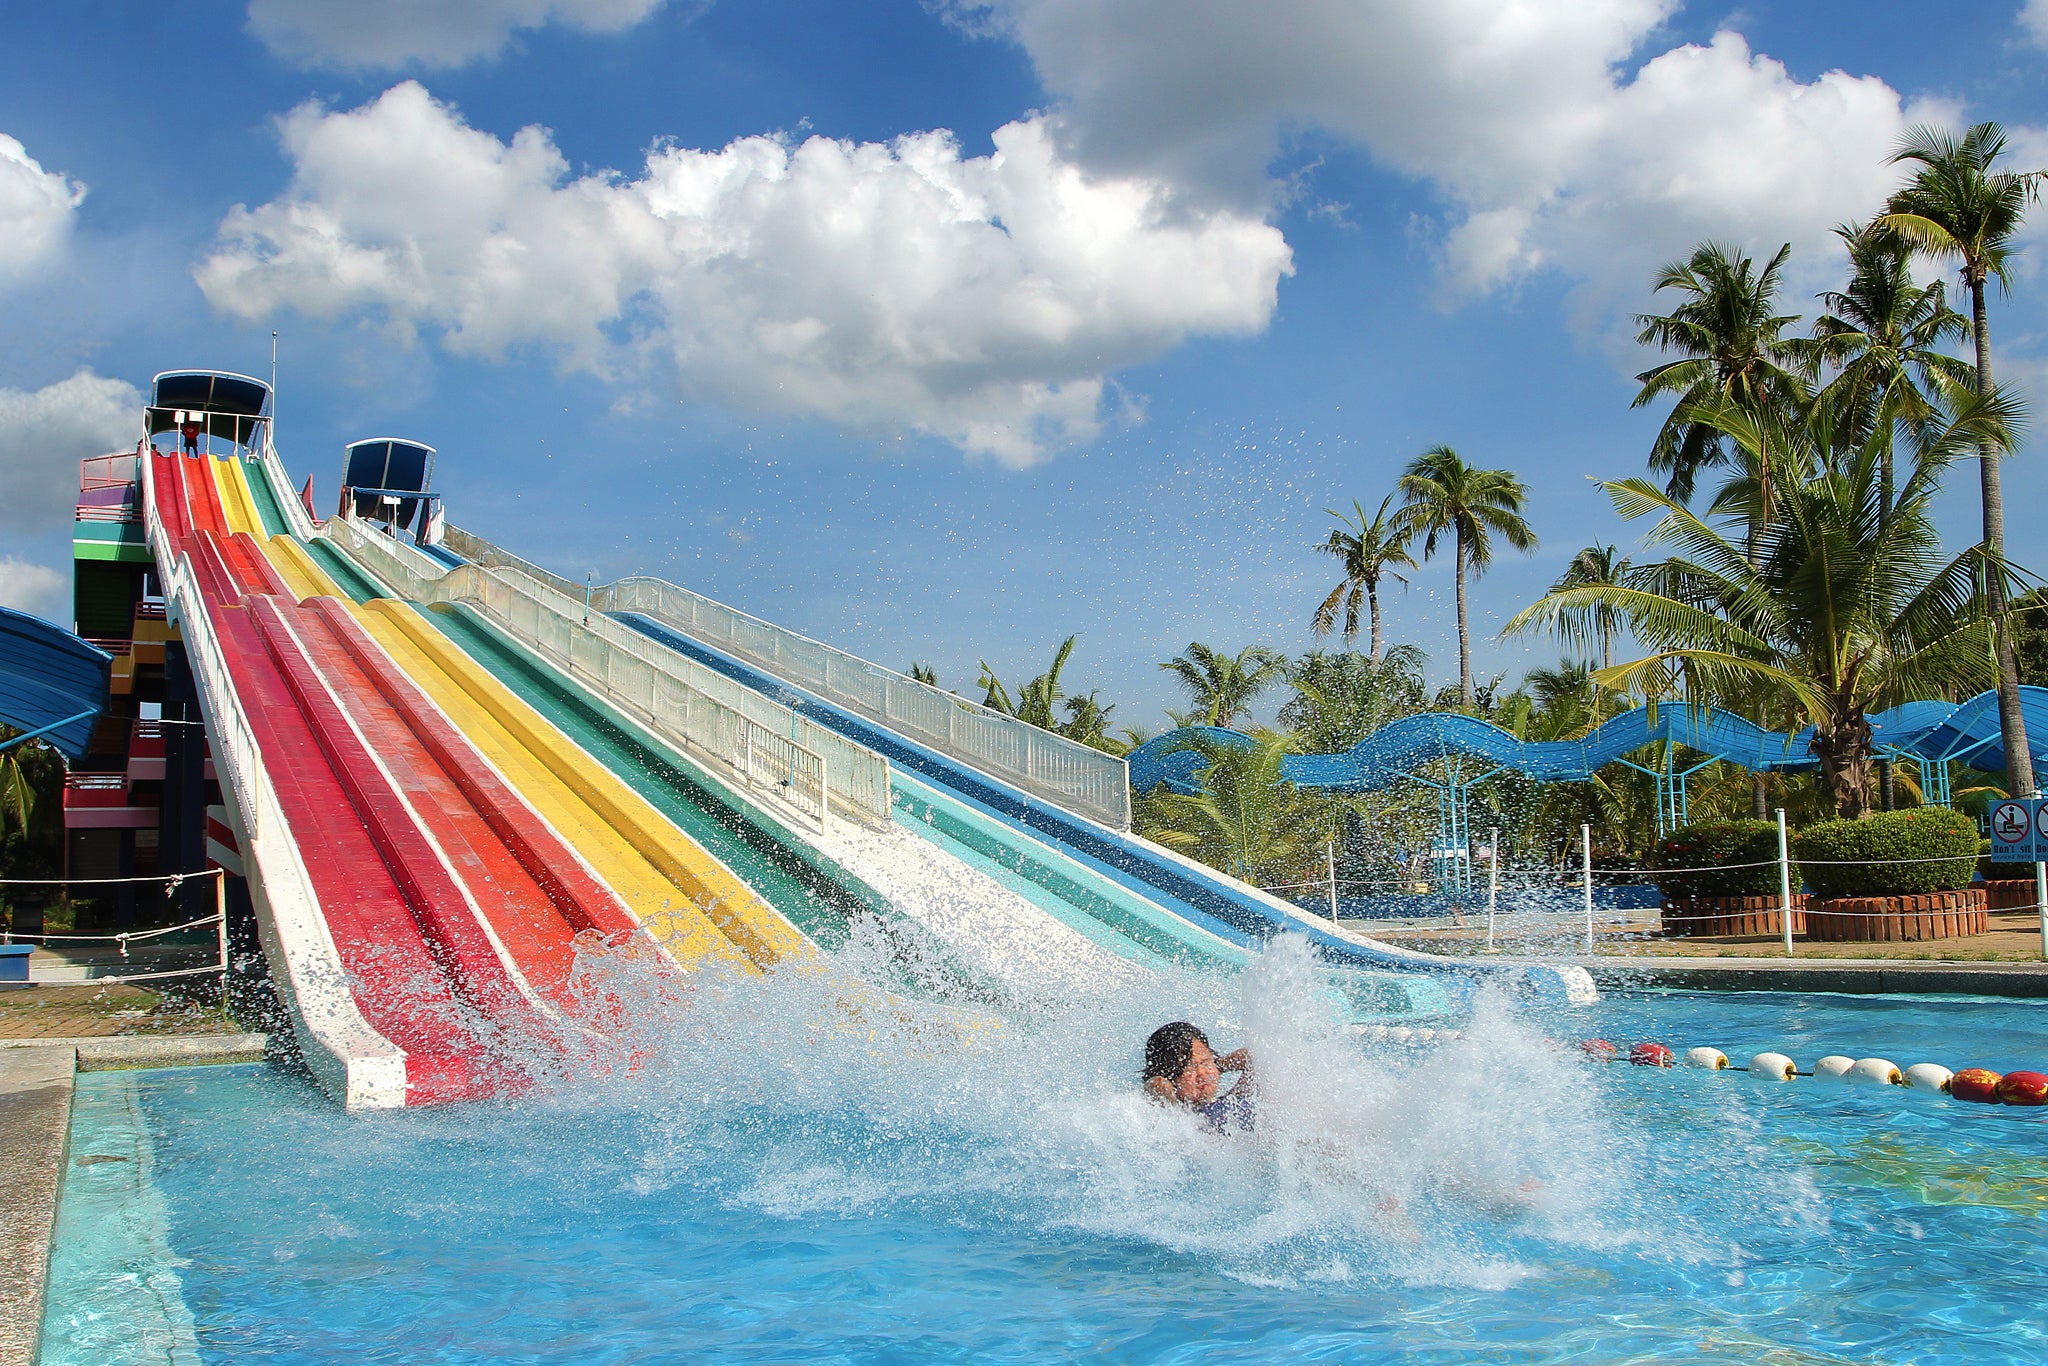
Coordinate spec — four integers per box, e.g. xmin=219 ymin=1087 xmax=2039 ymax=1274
xmin=0 ymin=1046 xmax=71 ymax=1366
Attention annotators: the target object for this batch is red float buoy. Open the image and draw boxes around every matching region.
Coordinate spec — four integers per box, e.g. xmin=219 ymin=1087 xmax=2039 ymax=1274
xmin=1580 ymin=1038 xmax=1618 ymax=1062
xmin=1996 ymin=1070 xmax=2048 ymax=1106
xmin=1950 ymin=1068 xmax=2004 ymax=1104
xmin=1630 ymin=1042 xmax=1674 ymax=1068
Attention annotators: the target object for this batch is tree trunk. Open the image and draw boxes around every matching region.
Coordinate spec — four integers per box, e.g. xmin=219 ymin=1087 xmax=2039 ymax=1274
xmin=1971 ymin=276 xmax=2036 ymax=798
xmin=1812 ymin=710 xmax=1876 ymax=818
xmin=1368 ymin=584 xmax=1383 ymax=665
xmin=1455 ymin=533 xmax=1472 ymax=707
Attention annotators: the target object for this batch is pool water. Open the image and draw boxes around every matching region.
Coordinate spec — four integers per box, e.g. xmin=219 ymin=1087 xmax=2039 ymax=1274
xmin=40 ymin=940 xmax=2048 ymax=1365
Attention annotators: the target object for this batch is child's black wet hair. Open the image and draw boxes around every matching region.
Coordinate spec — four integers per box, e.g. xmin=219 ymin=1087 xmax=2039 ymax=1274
xmin=1143 ymin=1021 xmax=1211 ymax=1083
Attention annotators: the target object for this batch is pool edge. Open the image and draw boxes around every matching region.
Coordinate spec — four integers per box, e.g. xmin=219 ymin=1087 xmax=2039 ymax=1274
xmin=1585 ymin=959 xmax=2048 ymax=997
xmin=0 ymin=1045 xmax=72 ymax=1366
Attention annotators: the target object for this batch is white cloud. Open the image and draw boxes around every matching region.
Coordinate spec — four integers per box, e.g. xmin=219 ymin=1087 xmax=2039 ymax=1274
xmin=0 ymin=558 xmax=68 ymax=624
xmin=2023 ymin=0 xmax=2048 ymax=50
xmin=196 ymin=83 xmax=1291 ymax=463
xmin=0 ymin=134 xmax=85 ymax=286
xmin=955 ymin=1 xmax=1947 ymax=313
xmin=0 ymin=370 xmax=143 ymax=535
xmin=247 ymin=0 xmax=670 ymax=70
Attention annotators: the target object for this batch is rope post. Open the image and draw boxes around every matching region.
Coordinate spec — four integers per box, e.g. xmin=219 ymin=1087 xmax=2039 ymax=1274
xmin=2035 ymin=858 xmax=2047 ymax=962
xmin=1777 ymin=807 xmax=1795 ymax=958
xmin=1325 ymin=839 xmax=1339 ymax=923
xmin=215 ymin=869 xmax=230 ymax=993
xmin=1581 ymin=823 xmax=1594 ymax=954
xmin=1486 ymin=824 xmax=1499 ymax=953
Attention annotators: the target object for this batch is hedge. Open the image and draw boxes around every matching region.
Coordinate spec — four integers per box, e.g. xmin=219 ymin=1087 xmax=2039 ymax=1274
xmin=1793 ymin=808 xmax=1978 ymax=898
xmin=1650 ymin=820 xmax=1781 ymax=898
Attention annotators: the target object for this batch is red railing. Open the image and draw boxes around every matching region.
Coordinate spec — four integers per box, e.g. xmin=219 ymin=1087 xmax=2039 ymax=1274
xmin=80 ymin=452 xmax=141 ymax=491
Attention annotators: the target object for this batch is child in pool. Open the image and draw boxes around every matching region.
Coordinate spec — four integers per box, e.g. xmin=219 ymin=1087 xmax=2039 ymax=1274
xmin=1142 ymin=1021 xmax=1255 ymax=1134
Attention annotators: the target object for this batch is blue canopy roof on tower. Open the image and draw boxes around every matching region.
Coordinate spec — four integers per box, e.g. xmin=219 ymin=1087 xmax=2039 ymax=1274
xmin=1128 ymin=687 xmax=2048 ymax=797
xmin=0 ymin=605 xmax=113 ymax=762
xmin=148 ymin=370 xmax=271 ymax=447
xmin=340 ymin=437 xmax=436 ymax=530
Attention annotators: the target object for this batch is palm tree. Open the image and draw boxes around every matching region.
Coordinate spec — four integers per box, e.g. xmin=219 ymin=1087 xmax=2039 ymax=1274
xmin=1545 ymin=545 xmax=1635 ymax=671
xmin=1311 ymin=495 xmax=1416 ymax=663
xmin=908 ymin=661 xmax=940 ymax=687
xmin=1879 ymin=120 xmax=2046 ymax=798
xmin=1395 ymin=445 xmax=1537 ymax=707
xmin=1632 ymin=240 xmax=1810 ymax=560
xmin=1134 ymin=730 xmax=1324 ymax=885
xmin=1159 ymin=642 xmax=1289 ymax=729
xmin=979 ymin=635 xmax=1078 ymax=731
xmin=1278 ymin=645 xmax=1429 ymax=754
xmin=1809 ymin=222 xmax=1973 ymax=521
xmin=1507 ymin=396 xmax=2015 ymax=816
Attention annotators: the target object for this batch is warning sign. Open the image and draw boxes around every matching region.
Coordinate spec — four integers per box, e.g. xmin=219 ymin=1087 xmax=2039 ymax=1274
xmin=1991 ymin=799 xmax=2042 ymax=860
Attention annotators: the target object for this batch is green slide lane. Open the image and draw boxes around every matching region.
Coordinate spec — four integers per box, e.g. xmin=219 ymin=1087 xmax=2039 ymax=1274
xmin=893 ymin=781 xmax=1215 ymax=972
xmin=242 ymin=456 xmax=293 ymax=536
xmin=303 ymin=540 xmax=388 ymax=604
xmin=419 ymin=601 xmax=975 ymax=981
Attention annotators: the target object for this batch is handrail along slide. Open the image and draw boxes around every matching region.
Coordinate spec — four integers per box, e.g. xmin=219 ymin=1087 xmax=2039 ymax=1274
xmin=440 ymin=525 xmax=1132 ymax=830
xmin=323 ymin=517 xmax=874 ymax=829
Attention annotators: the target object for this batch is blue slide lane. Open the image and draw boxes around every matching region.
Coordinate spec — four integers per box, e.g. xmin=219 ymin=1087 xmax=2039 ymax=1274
xmin=613 ymin=611 xmax=1520 ymax=997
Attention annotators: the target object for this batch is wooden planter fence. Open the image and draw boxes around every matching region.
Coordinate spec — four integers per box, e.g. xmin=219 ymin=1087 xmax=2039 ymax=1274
xmin=1804 ymin=887 xmax=1988 ymax=942
xmin=1660 ymin=895 xmax=1807 ymax=938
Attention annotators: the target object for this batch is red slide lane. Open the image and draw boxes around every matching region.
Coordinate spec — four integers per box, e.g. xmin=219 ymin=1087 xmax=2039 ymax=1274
xmin=207 ymin=590 xmax=516 ymax=1100
xmin=297 ymin=597 xmax=641 ymax=987
xmin=223 ymin=531 xmax=290 ymax=597
xmin=182 ymin=452 xmax=230 ymax=537
xmin=242 ymin=597 xmax=559 ymax=1052
xmin=152 ymin=452 xmax=529 ymax=1101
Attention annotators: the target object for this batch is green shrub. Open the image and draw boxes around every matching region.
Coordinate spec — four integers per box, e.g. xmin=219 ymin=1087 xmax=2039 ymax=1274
xmin=1794 ymin=808 xmax=1978 ymax=898
xmin=1650 ymin=820 xmax=1781 ymax=899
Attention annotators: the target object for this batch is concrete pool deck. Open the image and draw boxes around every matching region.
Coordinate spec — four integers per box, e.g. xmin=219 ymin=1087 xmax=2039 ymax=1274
xmin=0 ymin=1034 xmax=266 ymax=1366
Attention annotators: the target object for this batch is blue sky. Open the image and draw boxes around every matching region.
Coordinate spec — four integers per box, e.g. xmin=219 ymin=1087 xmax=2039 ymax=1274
xmin=6 ymin=1 xmax=2048 ymax=732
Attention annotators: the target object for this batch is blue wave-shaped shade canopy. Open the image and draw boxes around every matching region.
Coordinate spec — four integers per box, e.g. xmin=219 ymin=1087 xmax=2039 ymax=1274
xmin=1127 ymin=687 xmax=2048 ymax=796
xmin=0 ymin=605 xmax=113 ymax=761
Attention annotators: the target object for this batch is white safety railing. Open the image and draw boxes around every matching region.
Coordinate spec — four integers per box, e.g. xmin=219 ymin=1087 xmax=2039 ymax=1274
xmin=440 ymin=525 xmax=1131 ymax=829
xmin=140 ymin=454 xmax=408 ymax=1108
xmin=326 ymin=520 xmax=881 ymax=828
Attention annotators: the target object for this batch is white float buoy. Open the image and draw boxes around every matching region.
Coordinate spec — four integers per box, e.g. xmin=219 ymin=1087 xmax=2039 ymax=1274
xmin=1749 ymin=1052 xmax=1796 ymax=1081
xmin=1412 ymin=1028 xmax=1436 ymax=1043
xmin=1684 ymin=1047 xmax=1730 ymax=1070
xmin=1903 ymin=1063 xmax=1954 ymax=1094
xmin=1813 ymin=1055 xmax=1856 ymax=1081
xmin=1847 ymin=1058 xmax=1904 ymax=1086
xmin=1388 ymin=1027 xmax=1413 ymax=1043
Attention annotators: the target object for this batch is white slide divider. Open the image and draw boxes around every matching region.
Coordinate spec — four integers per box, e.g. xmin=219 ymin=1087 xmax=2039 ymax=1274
xmin=322 ymin=517 xmax=884 ymax=828
xmin=142 ymin=455 xmax=408 ymax=1109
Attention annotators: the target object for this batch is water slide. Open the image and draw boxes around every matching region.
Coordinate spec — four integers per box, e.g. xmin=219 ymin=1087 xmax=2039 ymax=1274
xmin=602 ymin=606 xmax=1590 ymax=1005
xmin=420 ymin=528 xmax=1589 ymax=1004
xmin=231 ymin=451 xmax=1174 ymax=1014
xmin=248 ymin=453 xmax=1476 ymax=1018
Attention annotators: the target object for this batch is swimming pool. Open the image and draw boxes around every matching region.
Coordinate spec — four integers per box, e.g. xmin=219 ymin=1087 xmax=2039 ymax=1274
xmin=40 ymin=945 xmax=2048 ymax=1364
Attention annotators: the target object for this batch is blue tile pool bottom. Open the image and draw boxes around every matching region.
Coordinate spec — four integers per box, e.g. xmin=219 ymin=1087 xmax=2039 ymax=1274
xmin=41 ymin=989 xmax=2048 ymax=1365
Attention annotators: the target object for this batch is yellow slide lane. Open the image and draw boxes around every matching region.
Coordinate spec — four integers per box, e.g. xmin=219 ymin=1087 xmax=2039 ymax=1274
xmin=210 ymin=455 xmax=267 ymax=538
xmin=235 ymin=524 xmax=806 ymax=972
